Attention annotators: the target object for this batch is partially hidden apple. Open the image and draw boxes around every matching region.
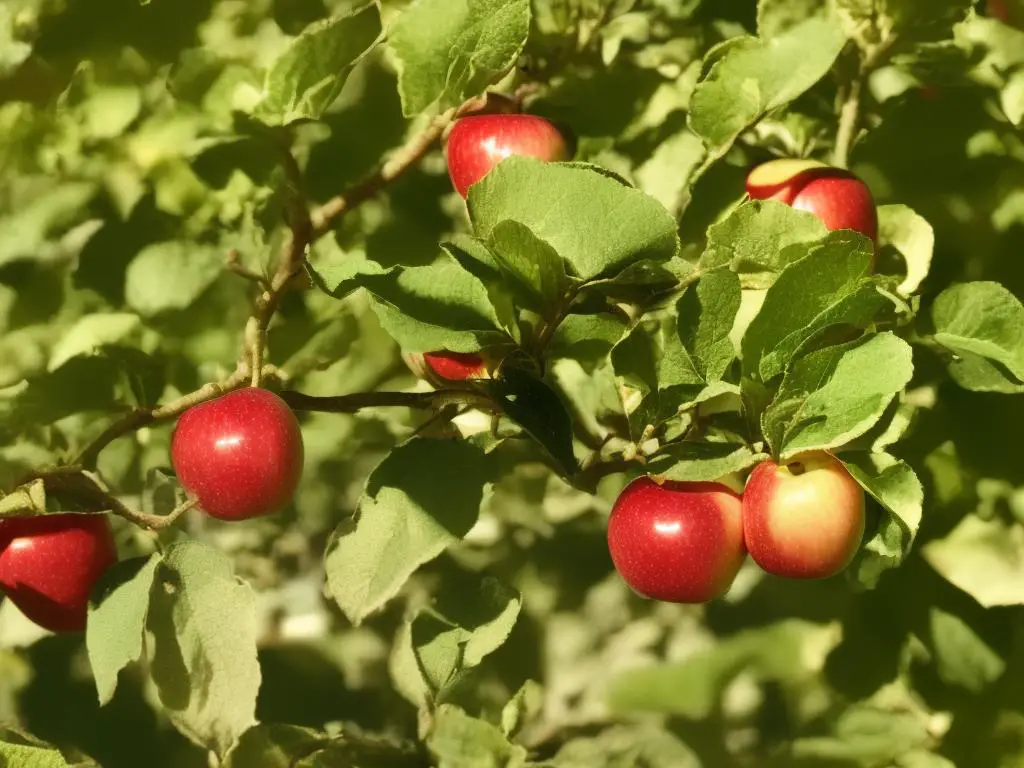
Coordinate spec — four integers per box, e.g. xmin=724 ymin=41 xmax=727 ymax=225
xmin=0 ymin=513 xmax=117 ymax=633
xmin=607 ymin=476 xmax=746 ymax=603
xmin=171 ymin=387 xmax=304 ymax=521
xmin=746 ymin=158 xmax=879 ymax=246
xmin=742 ymin=451 xmax=865 ymax=580
xmin=446 ymin=114 xmax=570 ymax=198
xmin=406 ymin=351 xmax=489 ymax=383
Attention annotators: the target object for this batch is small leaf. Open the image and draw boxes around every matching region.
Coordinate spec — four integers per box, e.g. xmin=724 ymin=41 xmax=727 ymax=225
xmin=928 ymin=608 xmax=1006 ymax=693
xmin=87 ymin=554 xmax=161 ymax=705
xmin=0 ymin=480 xmax=46 ymax=517
xmin=125 ymin=242 xmax=223 ymax=316
xmin=878 ymin=204 xmax=934 ymax=297
xmin=486 ymin=220 xmax=571 ymax=314
xmin=224 ymin=724 xmax=329 ymax=768
xmin=147 ymin=540 xmax=261 ymax=758
xmin=501 ymin=680 xmax=543 ymax=738
xmin=325 ymin=438 xmax=495 ymax=624
xmin=931 ymin=281 xmax=1024 ymax=388
xmin=389 ymin=0 xmax=530 ymax=116
xmin=484 ymin=367 xmax=578 ymax=475
xmin=700 ymin=200 xmax=828 ymax=283
xmin=676 ymin=269 xmax=742 ymax=381
xmin=689 ymin=17 xmax=847 ymax=162
xmin=741 ymin=233 xmax=883 ymax=381
xmin=923 ymin=515 xmax=1024 ymax=607
xmin=426 ymin=705 xmax=528 ymax=768
xmin=543 ymin=724 xmax=701 ymax=768
xmin=468 ymin=158 xmax=679 ymax=281
xmin=645 ymin=442 xmax=766 ymax=483
xmin=841 ymin=451 xmax=923 ymax=549
xmin=254 ymin=4 xmax=382 ymax=125
xmin=763 ymin=333 xmax=914 ymax=457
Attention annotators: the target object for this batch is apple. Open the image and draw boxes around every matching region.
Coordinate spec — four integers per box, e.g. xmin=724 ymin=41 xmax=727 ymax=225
xmin=446 ymin=114 xmax=570 ymax=198
xmin=422 ymin=351 xmax=488 ymax=381
xmin=606 ymin=476 xmax=746 ymax=603
xmin=988 ymin=0 xmax=1011 ymax=23
xmin=746 ymin=158 xmax=879 ymax=245
xmin=742 ymin=451 xmax=865 ymax=580
xmin=0 ymin=513 xmax=117 ymax=633
xmin=171 ymin=387 xmax=304 ymax=521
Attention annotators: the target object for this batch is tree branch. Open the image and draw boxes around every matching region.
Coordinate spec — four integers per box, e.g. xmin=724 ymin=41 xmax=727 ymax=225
xmin=832 ymin=38 xmax=896 ymax=169
xmin=279 ymin=388 xmax=493 ymax=414
xmin=309 ymin=108 xmax=457 ymax=239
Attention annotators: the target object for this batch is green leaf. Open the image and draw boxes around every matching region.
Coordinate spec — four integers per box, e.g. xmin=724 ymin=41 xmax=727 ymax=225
xmin=0 ymin=740 xmax=74 ymax=767
xmin=741 ymin=233 xmax=884 ymax=381
xmin=468 ymin=158 xmax=679 ymax=280
xmin=834 ymin=0 xmax=973 ymax=45
xmin=0 ymin=479 xmax=46 ymax=517
xmin=841 ymin=451 xmax=923 ymax=549
xmin=325 ymin=437 xmax=495 ymax=624
xmin=757 ymin=0 xmax=831 ymax=39
xmin=791 ymin=704 xmax=933 ymax=763
xmin=699 ymin=200 xmax=829 ymax=286
xmin=542 ymin=724 xmax=701 ymax=768
xmin=125 ymin=242 xmax=224 ymax=317
xmin=410 ymin=576 xmax=521 ymax=696
xmin=689 ymin=17 xmax=847 ymax=161
xmin=923 ymin=515 xmax=1024 ymax=607
xmin=0 ymin=355 xmax=124 ymax=440
xmin=254 ymin=5 xmax=383 ymax=125
xmin=607 ymin=619 xmax=828 ymax=718
xmin=87 ymin=554 xmax=161 ymax=706
xmin=676 ymin=269 xmax=742 ymax=381
xmin=389 ymin=0 xmax=530 ymax=116
xmin=225 ymin=724 xmax=329 ymax=768
xmin=763 ymin=333 xmax=914 ymax=458
xmin=365 ymin=257 xmax=508 ymax=354
xmin=0 ymin=180 xmax=98 ymax=268
xmin=0 ymin=6 xmax=31 ymax=78
xmin=483 ymin=367 xmax=578 ymax=475
xmin=878 ymin=204 xmax=933 ymax=297
xmin=928 ymin=607 xmax=1006 ymax=693
xmin=426 ymin=705 xmax=528 ymax=768
xmin=501 ymin=680 xmax=542 ymax=739
xmin=148 ymin=540 xmax=261 ymax=758
xmin=486 ymin=220 xmax=571 ymax=314
xmin=645 ymin=442 xmax=766 ymax=483
xmin=930 ymin=281 xmax=1024 ymax=390
xmin=48 ymin=313 xmax=142 ymax=370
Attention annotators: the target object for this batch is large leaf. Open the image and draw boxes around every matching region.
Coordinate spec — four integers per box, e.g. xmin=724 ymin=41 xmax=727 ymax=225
xmin=468 ymin=158 xmax=679 ymax=280
xmin=147 ymin=540 xmax=261 ymax=758
xmin=389 ymin=0 xmax=530 ymax=116
xmin=689 ymin=17 xmax=847 ymax=162
xmin=125 ymin=242 xmax=224 ymax=316
xmin=923 ymin=515 xmax=1024 ymax=608
xmin=426 ymin=705 xmax=528 ymax=768
xmin=87 ymin=554 xmax=161 ymax=706
xmin=762 ymin=333 xmax=914 ymax=457
xmin=676 ymin=269 xmax=742 ymax=381
xmin=324 ymin=438 xmax=495 ymax=624
xmin=254 ymin=5 xmax=383 ymax=125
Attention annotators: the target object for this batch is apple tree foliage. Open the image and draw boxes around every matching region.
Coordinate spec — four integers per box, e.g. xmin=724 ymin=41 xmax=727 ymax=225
xmin=0 ymin=0 xmax=1023 ymax=765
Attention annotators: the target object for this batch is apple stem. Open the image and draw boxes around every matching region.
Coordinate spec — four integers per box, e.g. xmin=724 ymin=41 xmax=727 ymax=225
xmin=787 ymin=460 xmax=807 ymax=476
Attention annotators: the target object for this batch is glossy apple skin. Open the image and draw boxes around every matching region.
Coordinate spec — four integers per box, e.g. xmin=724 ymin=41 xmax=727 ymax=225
xmin=607 ymin=477 xmax=746 ymax=603
xmin=0 ymin=514 xmax=117 ymax=633
xmin=422 ymin=351 xmax=487 ymax=381
xmin=746 ymin=159 xmax=879 ymax=245
xmin=171 ymin=388 xmax=304 ymax=521
xmin=742 ymin=452 xmax=866 ymax=580
xmin=446 ymin=114 xmax=569 ymax=198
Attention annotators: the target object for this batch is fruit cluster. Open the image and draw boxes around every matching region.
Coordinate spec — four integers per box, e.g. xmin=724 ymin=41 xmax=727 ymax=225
xmin=0 ymin=109 xmax=881 ymax=635
xmin=607 ymin=451 xmax=867 ymax=603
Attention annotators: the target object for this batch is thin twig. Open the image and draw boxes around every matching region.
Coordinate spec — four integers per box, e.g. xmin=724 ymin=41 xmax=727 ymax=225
xmin=226 ymin=250 xmax=269 ymax=288
xmin=279 ymin=389 xmax=493 ymax=414
xmin=832 ymin=38 xmax=896 ymax=169
xmin=309 ymin=108 xmax=457 ymax=239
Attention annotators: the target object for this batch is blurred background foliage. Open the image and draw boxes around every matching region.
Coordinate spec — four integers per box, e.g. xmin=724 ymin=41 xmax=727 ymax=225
xmin=2 ymin=0 xmax=1024 ymax=766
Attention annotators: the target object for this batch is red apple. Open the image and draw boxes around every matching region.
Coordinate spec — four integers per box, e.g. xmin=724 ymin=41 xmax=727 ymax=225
xmin=742 ymin=451 xmax=865 ymax=580
xmin=445 ymin=114 xmax=570 ymax=198
xmin=988 ymin=0 xmax=1010 ymax=22
xmin=0 ymin=513 xmax=117 ymax=633
xmin=746 ymin=158 xmax=879 ymax=245
xmin=422 ymin=351 xmax=488 ymax=381
xmin=606 ymin=476 xmax=746 ymax=603
xmin=171 ymin=387 xmax=304 ymax=521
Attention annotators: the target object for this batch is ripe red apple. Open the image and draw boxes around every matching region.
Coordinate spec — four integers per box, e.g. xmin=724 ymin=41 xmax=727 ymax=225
xmin=171 ymin=387 xmax=304 ymax=521
xmin=606 ymin=476 xmax=746 ymax=603
xmin=988 ymin=0 xmax=1010 ymax=22
xmin=742 ymin=451 xmax=865 ymax=580
xmin=445 ymin=114 xmax=570 ymax=198
xmin=746 ymin=158 xmax=879 ymax=245
xmin=423 ymin=351 xmax=488 ymax=381
xmin=0 ymin=513 xmax=117 ymax=633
